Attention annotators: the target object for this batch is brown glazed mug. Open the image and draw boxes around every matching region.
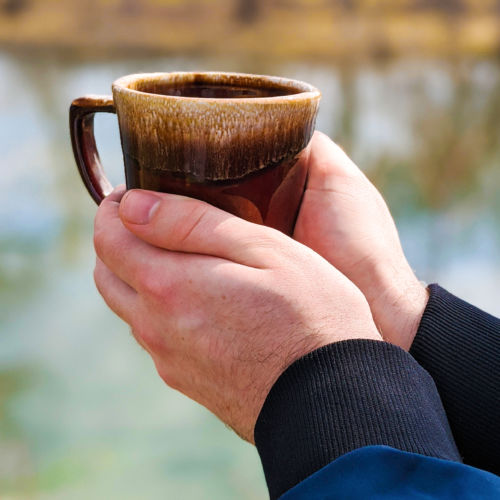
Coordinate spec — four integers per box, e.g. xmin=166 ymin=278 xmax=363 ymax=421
xmin=69 ymin=72 xmax=320 ymax=235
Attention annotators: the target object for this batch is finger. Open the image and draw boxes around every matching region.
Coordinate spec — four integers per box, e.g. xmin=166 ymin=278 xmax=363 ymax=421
xmin=105 ymin=184 xmax=127 ymax=203
xmin=118 ymin=190 xmax=287 ymax=268
xmin=96 ymin=191 xmax=231 ymax=297
xmin=93 ymin=183 xmax=127 ymax=254
xmin=94 ymin=257 xmax=138 ymax=324
xmin=95 ymin=189 xmax=185 ymax=291
xmin=94 ymin=258 xmax=154 ymax=355
xmin=305 ymin=131 xmax=366 ymax=190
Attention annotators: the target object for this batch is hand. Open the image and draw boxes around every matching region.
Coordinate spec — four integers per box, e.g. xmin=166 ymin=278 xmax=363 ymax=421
xmin=293 ymin=132 xmax=428 ymax=351
xmin=93 ymin=187 xmax=381 ymax=443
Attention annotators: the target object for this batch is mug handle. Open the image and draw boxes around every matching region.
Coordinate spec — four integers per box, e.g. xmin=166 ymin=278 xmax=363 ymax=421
xmin=69 ymin=95 xmax=116 ymax=205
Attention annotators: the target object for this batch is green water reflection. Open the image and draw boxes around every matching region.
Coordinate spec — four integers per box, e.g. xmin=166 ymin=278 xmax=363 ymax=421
xmin=0 ymin=49 xmax=499 ymax=498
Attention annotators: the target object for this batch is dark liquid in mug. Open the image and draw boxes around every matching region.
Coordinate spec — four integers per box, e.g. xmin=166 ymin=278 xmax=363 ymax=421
xmin=135 ymin=82 xmax=300 ymax=99
xmin=124 ymin=155 xmax=308 ymax=235
xmin=159 ymin=84 xmax=297 ymax=99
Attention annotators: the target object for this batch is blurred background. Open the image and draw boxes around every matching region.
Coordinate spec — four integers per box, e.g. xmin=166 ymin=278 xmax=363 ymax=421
xmin=1 ymin=1 xmax=500 ymax=498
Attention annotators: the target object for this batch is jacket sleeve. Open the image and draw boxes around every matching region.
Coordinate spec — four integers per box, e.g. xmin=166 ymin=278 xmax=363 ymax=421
xmin=410 ymin=284 xmax=500 ymax=475
xmin=254 ymin=340 xmax=462 ymax=500
xmin=279 ymin=445 xmax=500 ymax=500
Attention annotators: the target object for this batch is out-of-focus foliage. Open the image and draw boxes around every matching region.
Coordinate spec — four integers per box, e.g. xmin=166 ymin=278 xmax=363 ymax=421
xmin=0 ymin=0 xmax=499 ymax=57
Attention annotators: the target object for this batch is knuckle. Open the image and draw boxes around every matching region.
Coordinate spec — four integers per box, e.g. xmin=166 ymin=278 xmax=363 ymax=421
xmin=134 ymin=325 xmax=150 ymax=345
xmin=93 ymin=230 xmax=104 ymax=256
xmin=131 ymin=327 xmax=150 ymax=353
xmin=93 ymin=220 xmax=111 ymax=257
xmin=93 ymin=200 xmax=121 ymax=256
xmin=94 ymin=226 xmax=127 ymax=266
xmin=93 ymin=218 xmax=103 ymax=250
xmin=156 ymin=365 xmax=180 ymax=391
xmin=93 ymin=265 xmax=103 ymax=291
xmin=174 ymin=202 xmax=209 ymax=247
xmin=252 ymin=231 xmax=281 ymax=250
xmin=249 ymin=229 xmax=292 ymax=263
xmin=93 ymin=260 xmax=110 ymax=296
xmin=93 ymin=206 xmax=106 ymax=240
xmin=139 ymin=271 xmax=172 ymax=301
xmin=314 ymin=156 xmax=334 ymax=177
xmin=132 ymin=323 xmax=159 ymax=352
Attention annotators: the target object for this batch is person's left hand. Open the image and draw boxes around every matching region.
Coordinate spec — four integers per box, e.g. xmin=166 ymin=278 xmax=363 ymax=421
xmin=93 ymin=187 xmax=381 ymax=443
xmin=289 ymin=132 xmax=428 ymax=350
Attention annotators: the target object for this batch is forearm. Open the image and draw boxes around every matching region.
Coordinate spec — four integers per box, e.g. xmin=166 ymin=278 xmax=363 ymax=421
xmin=410 ymin=284 xmax=500 ymax=475
xmin=255 ymin=339 xmax=461 ymax=499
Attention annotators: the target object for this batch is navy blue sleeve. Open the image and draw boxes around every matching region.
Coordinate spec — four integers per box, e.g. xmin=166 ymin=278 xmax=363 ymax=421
xmin=280 ymin=446 xmax=500 ymax=500
xmin=255 ymin=340 xmax=461 ymax=500
xmin=410 ymin=284 xmax=500 ymax=475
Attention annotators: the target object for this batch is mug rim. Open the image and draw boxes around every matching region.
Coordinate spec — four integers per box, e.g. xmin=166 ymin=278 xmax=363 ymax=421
xmin=112 ymin=71 xmax=321 ymax=103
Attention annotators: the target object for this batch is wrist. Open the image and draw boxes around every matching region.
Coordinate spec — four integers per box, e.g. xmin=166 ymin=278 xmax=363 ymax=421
xmin=362 ymin=259 xmax=429 ymax=351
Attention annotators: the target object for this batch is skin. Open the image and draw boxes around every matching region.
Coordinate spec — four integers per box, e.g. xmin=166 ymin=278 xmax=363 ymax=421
xmin=93 ymin=186 xmax=381 ymax=443
xmin=293 ymin=132 xmax=429 ymax=351
xmin=93 ymin=131 xmax=427 ymax=441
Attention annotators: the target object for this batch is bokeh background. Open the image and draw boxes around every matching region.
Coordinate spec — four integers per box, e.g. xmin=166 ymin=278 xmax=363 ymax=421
xmin=1 ymin=1 xmax=500 ymax=498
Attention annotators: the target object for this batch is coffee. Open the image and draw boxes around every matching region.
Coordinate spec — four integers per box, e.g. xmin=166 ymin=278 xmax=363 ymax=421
xmin=70 ymin=72 xmax=320 ymax=235
xmin=129 ymin=75 xmax=302 ymax=99
xmin=135 ymin=83 xmax=299 ymax=99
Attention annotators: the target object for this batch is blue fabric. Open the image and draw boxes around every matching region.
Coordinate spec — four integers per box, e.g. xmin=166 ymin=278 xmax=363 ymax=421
xmin=280 ymin=446 xmax=500 ymax=499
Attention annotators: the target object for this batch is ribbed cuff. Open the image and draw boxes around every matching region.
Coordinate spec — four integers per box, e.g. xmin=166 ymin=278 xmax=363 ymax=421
xmin=255 ymin=339 xmax=460 ymax=500
xmin=410 ymin=284 xmax=500 ymax=475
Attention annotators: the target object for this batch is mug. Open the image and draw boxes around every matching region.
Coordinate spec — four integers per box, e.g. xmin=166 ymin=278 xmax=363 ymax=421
xmin=69 ymin=72 xmax=320 ymax=235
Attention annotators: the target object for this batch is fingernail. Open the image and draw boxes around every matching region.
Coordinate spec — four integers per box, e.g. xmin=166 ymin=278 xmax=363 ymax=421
xmin=120 ymin=190 xmax=161 ymax=225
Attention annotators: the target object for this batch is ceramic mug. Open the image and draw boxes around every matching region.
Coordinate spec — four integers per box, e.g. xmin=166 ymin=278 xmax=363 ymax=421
xmin=69 ymin=72 xmax=320 ymax=235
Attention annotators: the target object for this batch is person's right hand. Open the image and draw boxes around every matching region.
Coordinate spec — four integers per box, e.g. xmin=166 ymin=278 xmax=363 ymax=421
xmin=93 ymin=188 xmax=381 ymax=444
xmin=293 ymin=132 xmax=429 ymax=351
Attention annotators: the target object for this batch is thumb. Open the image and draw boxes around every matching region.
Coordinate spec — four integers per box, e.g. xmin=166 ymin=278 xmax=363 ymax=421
xmin=118 ymin=189 xmax=284 ymax=267
xmin=305 ymin=131 xmax=365 ymax=191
